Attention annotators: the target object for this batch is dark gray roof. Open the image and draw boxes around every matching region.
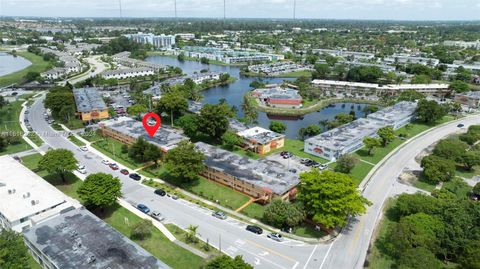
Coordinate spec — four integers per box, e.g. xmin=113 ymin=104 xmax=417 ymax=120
xmin=23 ymin=207 xmax=170 ymax=269
xmin=73 ymin=88 xmax=107 ymax=113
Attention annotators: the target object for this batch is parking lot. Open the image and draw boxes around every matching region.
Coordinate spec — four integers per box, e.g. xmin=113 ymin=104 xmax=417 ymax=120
xmin=266 ymin=152 xmax=311 ymax=174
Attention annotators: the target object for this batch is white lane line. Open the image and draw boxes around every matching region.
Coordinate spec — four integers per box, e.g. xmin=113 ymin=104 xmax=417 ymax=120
xmin=292 ymin=261 xmax=300 ymax=269
xmin=318 ymin=243 xmax=334 ymax=269
xmin=302 ymin=245 xmax=318 ymax=269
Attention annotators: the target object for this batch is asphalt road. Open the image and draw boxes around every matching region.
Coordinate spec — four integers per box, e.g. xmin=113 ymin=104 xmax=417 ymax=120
xmin=28 ymin=93 xmax=480 ymax=269
xmin=65 ymin=55 xmax=109 ymax=85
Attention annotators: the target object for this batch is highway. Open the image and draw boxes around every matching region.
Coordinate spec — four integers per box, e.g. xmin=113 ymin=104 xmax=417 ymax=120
xmin=27 ymin=93 xmax=480 ymax=269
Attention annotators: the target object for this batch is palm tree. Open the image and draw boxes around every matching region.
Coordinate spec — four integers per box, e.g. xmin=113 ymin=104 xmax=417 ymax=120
xmin=185 ymin=225 xmax=199 ymax=244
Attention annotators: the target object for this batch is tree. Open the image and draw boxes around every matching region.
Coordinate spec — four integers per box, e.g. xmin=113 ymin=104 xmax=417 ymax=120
xmin=130 ymin=219 xmax=153 ymax=240
xmin=421 ymin=155 xmax=456 ymax=184
xmin=156 ymin=92 xmax=188 ymax=125
xmin=144 ymin=144 xmax=163 ymax=164
xmin=221 ymin=131 xmax=242 ymax=150
xmin=473 ymin=183 xmax=480 ymax=196
xmin=397 ymin=90 xmax=425 ymax=102
xmin=334 ymin=154 xmax=358 ymax=174
xmin=297 ymin=170 xmax=371 ymax=229
xmin=269 ymin=121 xmax=287 ymax=134
xmin=313 ymin=64 xmax=330 ymax=79
xmin=459 ymin=132 xmax=479 ymax=145
xmin=306 ymin=54 xmax=319 ymax=65
xmin=24 ymin=71 xmax=40 ymax=82
xmin=411 ymin=74 xmax=432 ymax=84
xmin=263 ymin=199 xmax=306 ymax=228
xmin=416 ymin=99 xmax=447 ymax=124
xmin=0 ymin=136 xmax=6 ymax=152
xmin=0 ymin=96 xmax=7 ymax=109
xmin=394 ymin=193 xmax=439 ymax=218
xmin=432 ymin=139 xmax=468 ymax=162
xmin=362 ymin=105 xmax=378 ymax=115
xmin=346 ymin=66 xmax=383 ymax=83
xmin=127 ymin=104 xmax=148 ymax=117
xmin=0 ymin=229 xmax=30 ymax=269
xmin=449 ymin=80 xmax=470 ymax=93
xmin=38 ymin=149 xmax=77 ymax=183
xmin=461 ymin=151 xmax=480 ymax=171
xmin=200 ymin=57 xmax=210 ymax=64
xmin=177 ymin=114 xmax=199 ymax=138
xmin=185 ymin=224 xmax=199 ymax=243
xmin=164 ymin=141 xmax=205 ymax=182
xmin=363 ymin=137 xmax=381 ymax=155
xmin=219 ymin=73 xmax=231 ymax=83
xmin=44 ymin=87 xmax=76 ymax=122
xmin=459 ymin=240 xmax=480 ymax=269
xmin=205 ymin=255 xmax=253 ymax=269
xmin=197 ymin=103 xmax=233 ymax=140
xmin=77 ymin=173 xmax=122 ymax=210
xmin=396 ymin=247 xmax=442 ymax=269
xmin=177 ymin=52 xmax=186 ymax=61
xmin=377 ymin=126 xmax=395 ymax=147
xmin=299 ymin=124 xmax=322 ymax=139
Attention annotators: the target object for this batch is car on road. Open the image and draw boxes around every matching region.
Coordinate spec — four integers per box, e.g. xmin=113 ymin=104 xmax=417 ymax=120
xmin=212 ymin=211 xmax=227 ymax=220
xmin=109 ymin=163 xmax=119 ymax=170
xmin=151 ymin=211 xmax=165 ymax=221
xmin=129 ymin=173 xmax=141 ymax=181
xmin=76 ymin=165 xmax=87 ymax=174
xmin=79 ymin=146 xmax=88 ymax=151
xmin=120 ymin=169 xmax=129 ymax=175
xmin=136 ymin=204 xmax=150 ymax=214
xmin=267 ymin=233 xmax=283 ymax=242
xmin=246 ymin=225 xmax=263 ymax=234
xmin=101 ymin=159 xmax=110 ymax=165
xmin=457 ymin=123 xmax=465 ymax=128
xmin=154 ymin=189 xmax=166 ymax=196
xmin=171 ymin=195 xmax=178 ymax=200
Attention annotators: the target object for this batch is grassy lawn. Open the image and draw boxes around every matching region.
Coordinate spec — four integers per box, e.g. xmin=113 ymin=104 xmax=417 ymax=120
xmin=240 ymin=202 xmax=265 ymax=220
xmin=0 ymin=100 xmax=32 ymax=155
xmin=455 ymin=165 xmax=480 ymax=179
xmin=27 ymin=254 xmax=42 ymax=269
xmin=81 ymin=129 xmax=104 ymax=142
xmin=65 ymin=119 xmax=85 ymax=130
xmin=293 ymin=225 xmax=327 ymax=238
xmin=102 ymin=205 xmax=205 ymax=269
xmin=270 ymin=139 xmax=329 ymax=164
xmin=0 ymin=51 xmax=51 ymax=87
xmin=92 ymin=137 xmax=146 ymax=170
xmin=165 ymin=223 xmax=221 ymax=256
xmin=68 ymin=135 xmax=86 ymax=146
xmin=442 ymin=178 xmax=473 ymax=199
xmin=20 ymin=153 xmax=83 ymax=200
xmin=278 ymin=70 xmax=312 ymax=78
xmin=413 ymin=176 xmax=438 ymax=193
xmin=27 ymin=131 xmax=44 ymax=147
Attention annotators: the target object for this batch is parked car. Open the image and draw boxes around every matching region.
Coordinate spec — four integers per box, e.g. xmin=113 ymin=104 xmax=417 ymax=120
xmin=212 ymin=211 xmax=227 ymax=220
xmin=280 ymin=151 xmax=289 ymax=156
xmin=120 ymin=169 xmax=129 ymax=175
xmin=281 ymin=152 xmax=293 ymax=159
xmin=129 ymin=173 xmax=141 ymax=181
xmin=246 ymin=225 xmax=263 ymax=234
xmin=154 ymin=189 xmax=166 ymax=196
xmin=267 ymin=233 xmax=283 ymax=242
xmin=300 ymin=158 xmax=311 ymax=164
xmin=76 ymin=165 xmax=87 ymax=174
xmin=109 ymin=163 xmax=119 ymax=170
xmin=151 ymin=211 xmax=165 ymax=221
xmin=136 ymin=204 xmax=150 ymax=214
xmin=171 ymin=195 xmax=178 ymax=200
xmin=79 ymin=146 xmax=88 ymax=151
xmin=457 ymin=123 xmax=465 ymax=128
xmin=101 ymin=159 xmax=110 ymax=165
xmin=288 ymin=168 xmax=297 ymax=173
xmin=318 ymin=163 xmax=328 ymax=170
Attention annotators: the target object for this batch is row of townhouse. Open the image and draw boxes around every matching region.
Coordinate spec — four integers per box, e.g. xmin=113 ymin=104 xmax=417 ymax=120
xmin=40 ymin=47 xmax=83 ymax=80
xmin=102 ymin=67 xmax=154 ymax=80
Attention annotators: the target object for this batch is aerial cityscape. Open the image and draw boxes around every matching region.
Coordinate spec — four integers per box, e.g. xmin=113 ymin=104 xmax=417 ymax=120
xmin=1 ymin=1 xmax=480 ymax=269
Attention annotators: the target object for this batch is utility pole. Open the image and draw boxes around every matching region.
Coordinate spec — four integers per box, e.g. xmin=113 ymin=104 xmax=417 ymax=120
xmin=223 ymin=0 xmax=226 ymax=21
xmin=174 ymin=0 xmax=178 ymax=21
xmin=118 ymin=0 xmax=123 ymax=18
xmin=293 ymin=0 xmax=296 ymax=21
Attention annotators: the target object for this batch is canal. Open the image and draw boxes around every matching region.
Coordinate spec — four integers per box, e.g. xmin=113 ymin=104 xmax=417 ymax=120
xmin=0 ymin=52 xmax=32 ymax=77
xmin=146 ymin=55 xmax=368 ymax=139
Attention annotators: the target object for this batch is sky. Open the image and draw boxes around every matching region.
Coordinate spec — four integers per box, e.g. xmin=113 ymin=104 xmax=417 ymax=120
xmin=1 ymin=0 xmax=480 ymax=21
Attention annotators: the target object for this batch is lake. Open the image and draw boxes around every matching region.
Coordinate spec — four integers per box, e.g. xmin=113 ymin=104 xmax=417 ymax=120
xmin=0 ymin=52 xmax=32 ymax=77
xmin=146 ymin=55 xmax=369 ymax=139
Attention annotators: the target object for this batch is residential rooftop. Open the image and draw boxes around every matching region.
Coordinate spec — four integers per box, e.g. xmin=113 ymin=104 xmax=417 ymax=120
xmin=456 ymin=91 xmax=480 ymax=100
xmin=23 ymin=207 xmax=170 ymax=269
xmin=73 ymin=88 xmax=108 ymax=113
xmin=237 ymin=126 xmax=285 ymax=145
xmin=366 ymin=101 xmax=417 ymax=124
xmin=100 ymin=117 xmax=188 ymax=151
xmin=195 ymin=142 xmax=299 ymax=195
xmin=252 ymin=87 xmax=302 ymax=100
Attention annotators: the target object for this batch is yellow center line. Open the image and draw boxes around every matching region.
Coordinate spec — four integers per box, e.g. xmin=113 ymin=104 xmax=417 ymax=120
xmin=246 ymin=239 xmax=297 ymax=263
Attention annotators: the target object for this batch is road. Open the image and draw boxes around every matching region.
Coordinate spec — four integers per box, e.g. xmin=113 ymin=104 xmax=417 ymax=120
xmin=63 ymin=55 xmax=109 ymax=85
xmin=28 ymin=93 xmax=480 ymax=269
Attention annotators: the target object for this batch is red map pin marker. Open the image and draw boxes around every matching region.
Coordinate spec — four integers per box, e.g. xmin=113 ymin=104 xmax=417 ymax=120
xmin=142 ymin=112 xmax=161 ymax=137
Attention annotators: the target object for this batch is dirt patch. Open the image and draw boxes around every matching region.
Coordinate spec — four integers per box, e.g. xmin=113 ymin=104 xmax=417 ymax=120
xmin=397 ymin=170 xmax=421 ymax=186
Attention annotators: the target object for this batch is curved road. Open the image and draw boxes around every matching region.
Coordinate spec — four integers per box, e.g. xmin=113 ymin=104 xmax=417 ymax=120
xmin=27 ymin=93 xmax=479 ymax=269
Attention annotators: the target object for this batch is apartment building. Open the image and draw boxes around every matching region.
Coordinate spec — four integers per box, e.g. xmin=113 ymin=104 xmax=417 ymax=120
xmin=73 ymin=88 xmax=109 ymax=121
xmin=383 ymin=54 xmax=440 ymax=67
xmin=99 ymin=117 xmax=188 ymax=153
xmin=102 ymin=68 xmax=154 ymax=80
xmin=39 ymin=47 xmax=83 ymax=80
xmin=237 ymin=127 xmax=285 ymax=155
xmin=312 ymin=49 xmax=375 ymax=61
xmin=444 ymin=40 xmax=480 ymax=49
xmin=195 ymin=142 xmax=299 ymax=203
xmin=126 ymin=33 xmax=176 ymax=49
xmin=23 ymin=207 xmax=170 ymax=269
xmin=252 ymin=86 xmax=303 ymax=108
xmin=304 ymin=101 xmax=417 ymax=160
xmin=454 ymin=91 xmax=480 ymax=109
xmin=176 ymin=33 xmax=195 ymax=40
xmin=0 ymin=156 xmax=81 ymax=233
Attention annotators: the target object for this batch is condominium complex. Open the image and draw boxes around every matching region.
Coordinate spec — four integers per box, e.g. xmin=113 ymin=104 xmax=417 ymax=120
xmin=311 ymin=79 xmax=450 ymax=96
xmin=304 ymin=101 xmax=417 ymax=160
xmin=251 ymin=86 xmax=303 ymax=108
xmin=112 ymin=51 xmax=165 ymax=72
xmin=102 ymin=68 xmax=154 ymax=80
xmin=195 ymin=142 xmax=298 ymax=203
xmin=444 ymin=40 xmax=480 ymax=49
xmin=383 ymin=54 xmax=440 ymax=67
xmin=312 ymin=49 xmax=375 ymax=61
xmin=0 ymin=156 xmax=81 ymax=233
xmin=237 ymin=126 xmax=285 ymax=155
xmin=247 ymin=61 xmax=313 ymax=76
xmin=126 ymin=33 xmax=176 ymax=49
xmin=73 ymin=88 xmax=109 ymax=121
xmin=99 ymin=117 xmax=188 ymax=153
xmin=40 ymin=47 xmax=83 ymax=80
xmin=23 ymin=207 xmax=170 ymax=269
xmin=171 ymin=46 xmax=284 ymax=64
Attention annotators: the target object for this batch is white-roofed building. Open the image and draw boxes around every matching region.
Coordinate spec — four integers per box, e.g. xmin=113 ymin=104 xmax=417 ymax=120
xmin=0 ymin=155 xmax=81 ymax=233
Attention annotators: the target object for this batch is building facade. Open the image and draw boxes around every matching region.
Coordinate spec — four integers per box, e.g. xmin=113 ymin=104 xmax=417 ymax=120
xmin=251 ymin=87 xmax=303 ymax=108
xmin=237 ymin=127 xmax=285 ymax=155
xmin=73 ymin=88 xmax=109 ymax=122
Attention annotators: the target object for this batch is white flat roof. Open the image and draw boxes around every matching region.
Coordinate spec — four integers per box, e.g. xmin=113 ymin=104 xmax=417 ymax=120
xmin=0 ymin=155 xmax=70 ymax=223
xmin=311 ymin=79 xmax=449 ymax=90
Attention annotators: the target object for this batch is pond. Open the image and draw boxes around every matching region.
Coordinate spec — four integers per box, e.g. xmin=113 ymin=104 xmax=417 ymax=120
xmin=0 ymin=52 xmax=32 ymax=77
xmin=146 ymin=55 xmax=369 ymax=139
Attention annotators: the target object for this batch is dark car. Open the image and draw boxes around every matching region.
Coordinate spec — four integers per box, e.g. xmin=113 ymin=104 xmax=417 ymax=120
xmin=129 ymin=173 xmax=141 ymax=181
xmin=120 ymin=169 xmax=129 ymax=175
xmin=246 ymin=225 xmax=263 ymax=234
xmin=457 ymin=123 xmax=465 ymax=128
xmin=136 ymin=204 xmax=150 ymax=214
xmin=154 ymin=189 xmax=166 ymax=196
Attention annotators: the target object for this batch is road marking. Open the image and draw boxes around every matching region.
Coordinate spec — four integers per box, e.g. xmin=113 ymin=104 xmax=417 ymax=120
xmin=348 ymin=217 xmax=365 ymax=255
xmin=302 ymin=245 xmax=317 ymax=269
xmin=254 ymin=258 xmax=261 ymax=266
xmin=246 ymin=239 xmax=296 ymax=263
xmin=292 ymin=261 xmax=300 ymax=269
xmin=318 ymin=242 xmax=334 ymax=269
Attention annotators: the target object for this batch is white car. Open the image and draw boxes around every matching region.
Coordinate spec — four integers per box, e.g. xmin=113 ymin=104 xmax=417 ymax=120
xmin=267 ymin=233 xmax=284 ymax=242
xmin=101 ymin=159 xmax=110 ymax=165
xmin=151 ymin=211 xmax=165 ymax=221
xmin=76 ymin=165 xmax=87 ymax=174
xmin=79 ymin=146 xmax=88 ymax=151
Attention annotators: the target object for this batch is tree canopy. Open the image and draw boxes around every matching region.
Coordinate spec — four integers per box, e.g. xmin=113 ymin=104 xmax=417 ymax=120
xmin=164 ymin=141 xmax=205 ymax=182
xmin=415 ymin=99 xmax=447 ymax=124
xmin=0 ymin=229 xmax=30 ymax=269
xmin=263 ymin=199 xmax=306 ymax=228
xmin=334 ymin=154 xmax=358 ymax=174
xmin=421 ymin=155 xmax=456 ymax=184
xmin=205 ymin=255 xmax=253 ymax=269
xmin=197 ymin=103 xmax=234 ymax=140
xmin=38 ymin=149 xmax=78 ymax=182
xmin=269 ymin=121 xmax=287 ymax=134
xmin=77 ymin=173 xmax=122 ymax=210
xmin=377 ymin=126 xmax=395 ymax=147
